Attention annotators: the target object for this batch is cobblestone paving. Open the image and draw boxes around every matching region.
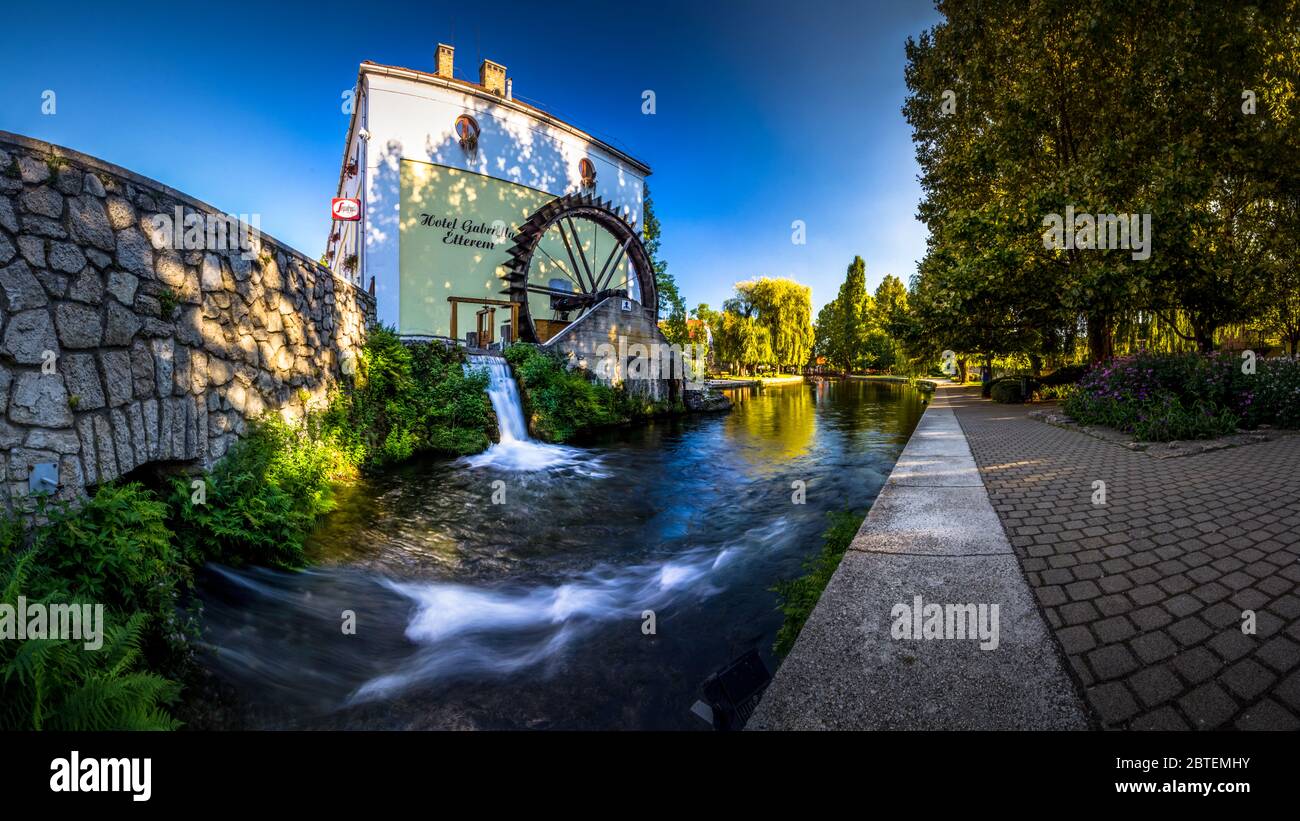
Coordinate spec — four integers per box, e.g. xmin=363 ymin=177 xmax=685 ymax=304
xmin=950 ymin=389 xmax=1300 ymax=730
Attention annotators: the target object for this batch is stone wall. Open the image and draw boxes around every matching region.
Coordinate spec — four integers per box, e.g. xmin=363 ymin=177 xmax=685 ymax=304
xmin=0 ymin=131 xmax=373 ymax=511
xmin=544 ymin=296 xmax=682 ymax=402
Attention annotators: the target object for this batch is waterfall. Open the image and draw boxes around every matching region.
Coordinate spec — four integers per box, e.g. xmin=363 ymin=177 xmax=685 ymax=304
xmin=466 ymin=355 xmax=531 ymax=444
xmin=463 ymin=353 xmax=604 ymax=473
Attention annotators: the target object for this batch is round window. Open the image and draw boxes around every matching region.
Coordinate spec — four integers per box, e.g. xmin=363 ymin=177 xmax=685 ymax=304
xmin=455 ymin=115 xmax=480 ymax=151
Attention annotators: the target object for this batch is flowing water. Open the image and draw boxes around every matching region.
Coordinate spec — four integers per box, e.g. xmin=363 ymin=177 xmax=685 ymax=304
xmin=194 ymin=375 xmax=927 ymax=729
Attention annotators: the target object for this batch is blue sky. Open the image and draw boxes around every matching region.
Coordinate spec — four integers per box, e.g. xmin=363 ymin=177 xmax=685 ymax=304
xmin=0 ymin=0 xmax=941 ymax=314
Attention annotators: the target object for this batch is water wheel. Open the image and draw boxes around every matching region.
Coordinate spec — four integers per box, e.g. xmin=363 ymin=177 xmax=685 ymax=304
xmin=501 ymin=193 xmax=658 ymax=343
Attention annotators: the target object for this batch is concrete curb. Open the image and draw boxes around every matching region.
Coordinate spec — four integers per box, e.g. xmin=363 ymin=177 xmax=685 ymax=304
xmin=748 ymin=385 xmax=1089 ymax=730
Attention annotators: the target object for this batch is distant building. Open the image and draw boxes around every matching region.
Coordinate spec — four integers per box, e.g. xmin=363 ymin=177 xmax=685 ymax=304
xmin=328 ymin=45 xmax=655 ymax=348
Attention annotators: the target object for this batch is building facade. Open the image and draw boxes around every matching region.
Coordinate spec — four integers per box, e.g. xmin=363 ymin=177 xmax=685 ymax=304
xmin=328 ymin=46 xmax=654 ymax=348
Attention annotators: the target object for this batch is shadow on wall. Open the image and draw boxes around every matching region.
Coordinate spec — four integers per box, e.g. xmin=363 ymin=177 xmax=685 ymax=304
xmin=0 ymin=131 xmax=373 ymax=513
xmin=364 ymin=103 xmax=645 ymax=331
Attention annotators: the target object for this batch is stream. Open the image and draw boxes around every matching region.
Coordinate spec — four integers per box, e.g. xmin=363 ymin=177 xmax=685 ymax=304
xmin=193 ymin=373 xmax=926 ymax=729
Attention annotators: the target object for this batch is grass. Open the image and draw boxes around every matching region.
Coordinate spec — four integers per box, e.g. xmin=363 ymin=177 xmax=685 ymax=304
xmin=771 ymin=510 xmax=866 ymax=658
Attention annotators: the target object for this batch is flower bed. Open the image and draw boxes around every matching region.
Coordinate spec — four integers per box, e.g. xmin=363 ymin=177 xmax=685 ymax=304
xmin=1063 ymin=351 xmax=1300 ymax=441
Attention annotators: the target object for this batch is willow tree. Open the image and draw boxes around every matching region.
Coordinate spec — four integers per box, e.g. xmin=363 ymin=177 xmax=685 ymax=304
xmin=711 ymin=310 xmax=774 ymax=375
xmin=725 ymin=277 xmax=815 ymax=372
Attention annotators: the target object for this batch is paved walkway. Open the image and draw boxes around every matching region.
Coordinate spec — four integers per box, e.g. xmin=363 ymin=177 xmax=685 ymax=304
xmin=750 ymin=385 xmax=1087 ymax=729
xmin=951 ymin=388 xmax=1300 ymax=730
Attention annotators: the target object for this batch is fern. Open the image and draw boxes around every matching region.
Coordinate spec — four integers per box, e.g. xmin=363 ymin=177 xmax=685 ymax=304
xmin=0 ymin=558 xmax=181 ymax=731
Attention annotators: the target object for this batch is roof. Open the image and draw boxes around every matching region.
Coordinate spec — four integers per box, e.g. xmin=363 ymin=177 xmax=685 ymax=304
xmin=357 ymin=60 xmax=652 ymax=176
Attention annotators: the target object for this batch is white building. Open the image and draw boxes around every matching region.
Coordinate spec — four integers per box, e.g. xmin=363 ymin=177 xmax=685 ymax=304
xmin=328 ymin=45 xmax=656 ymax=346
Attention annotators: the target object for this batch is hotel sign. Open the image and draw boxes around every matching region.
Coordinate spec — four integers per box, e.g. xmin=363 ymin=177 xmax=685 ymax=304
xmin=399 ymin=160 xmax=552 ymax=338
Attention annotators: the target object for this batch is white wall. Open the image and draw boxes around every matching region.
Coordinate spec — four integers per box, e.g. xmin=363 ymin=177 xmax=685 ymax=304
xmin=329 ymin=83 xmax=367 ymax=288
xmin=354 ymin=69 xmax=647 ymax=331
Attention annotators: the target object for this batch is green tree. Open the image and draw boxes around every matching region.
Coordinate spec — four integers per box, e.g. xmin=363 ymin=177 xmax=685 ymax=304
xmin=711 ymin=309 xmax=774 ymax=376
xmin=814 ymin=256 xmax=873 ymax=372
xmin=727 ymin=277 xmax=815 ymax=372
xmin=642 ymin=184 xmax=688 ymax=344
xmin=872 ymin=274 xmax=909 ymax=337
xmin=1261 ymin=194 xmax=1300 ymax=355
xmin=903 ymin=0 xmax=1299 ymax=362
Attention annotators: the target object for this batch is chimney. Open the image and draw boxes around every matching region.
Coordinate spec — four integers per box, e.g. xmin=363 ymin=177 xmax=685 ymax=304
xmin=435 ymin=43 xmax=454 ymax=78
xmin=479 ymin=59 xmax=506 ymax=96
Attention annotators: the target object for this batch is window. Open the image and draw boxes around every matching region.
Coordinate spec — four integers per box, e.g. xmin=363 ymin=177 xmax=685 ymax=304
xmin=578 ymin=158 xmax=596 ymax=188
xmin=455 ymin=115 xmax=480 ymax=152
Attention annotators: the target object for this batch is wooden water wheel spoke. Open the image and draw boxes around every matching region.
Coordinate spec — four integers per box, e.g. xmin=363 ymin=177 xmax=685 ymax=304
xmin=594 ymin=237 xmax=631 ymax=293
xmin=500 ymin=194 xmax=658 ymax=343
xmin=555 ymin=219 xmax=591 ymax=292
xmin=535 ymin=244 xmax=585 ymax=292
xmin=564 ymin=217 xmax=595 ymax=291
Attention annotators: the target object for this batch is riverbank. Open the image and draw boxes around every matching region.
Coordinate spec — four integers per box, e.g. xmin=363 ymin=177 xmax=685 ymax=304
xmin=848 ymin=374 xmax=943 ymax=392
xmin=707 ymin=374 xmax=805 ymax=389
xmin=750 ymin=383 xmax=1087 ymax=729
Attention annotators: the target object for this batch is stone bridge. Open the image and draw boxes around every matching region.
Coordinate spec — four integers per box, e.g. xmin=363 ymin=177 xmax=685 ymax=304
xmin=0 ymin=131 xmax=373 ymax=510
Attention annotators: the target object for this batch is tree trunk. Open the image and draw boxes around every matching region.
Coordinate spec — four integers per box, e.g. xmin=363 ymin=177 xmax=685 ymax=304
xmin=957 ymin=357 xmax=968 ymax=383
xmin=1193 ymin=320 xmax=1216 ymax=353
xmin=1030 ymin=354 xmax=1043 ymax=377
xmin=1087 ymin=311 xmax=1114 ymax=363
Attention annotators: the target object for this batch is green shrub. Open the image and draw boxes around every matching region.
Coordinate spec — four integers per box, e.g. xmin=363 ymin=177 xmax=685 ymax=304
xmin=35 ymin=483 xmax=179 ymax=621
xmin=503 ymin=344 xmax=639 ymax=442
xmin=0 ymin=552 xmax=180 ymax=731
xmin=1130 ymin=394 xmax=1239 ymax=441
xmin=1038 ymin=383 xmax=1077 ymax=401
xmin=771 ymin=510 xmax=865 ymax=657
xmin=982 ymin=376 xmax=1023 ymax=398
xmin=1061 ymin=351 xmax=1269 ymax=441
xmin=1250 ymin=357 xmax=1300 ymax=429
xmin=169 ymin=416 xmax=352 ymax=569
xmin=322 ymin=326 xmax=493 ymax=466
xmin=991 ymin=379 xmax=1026 ymax=404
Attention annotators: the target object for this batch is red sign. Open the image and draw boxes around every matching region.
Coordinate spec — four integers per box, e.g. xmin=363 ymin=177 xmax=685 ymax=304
xmin=332 ymin=198 xmax=361 ymax=221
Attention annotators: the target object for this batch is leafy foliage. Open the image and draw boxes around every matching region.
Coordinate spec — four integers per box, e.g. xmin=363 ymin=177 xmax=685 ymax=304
xmin=1061 ymin=350 xmax=1300 ymax=440
xmin=0 ymin=607 xmax=180 ymax=730
xmin=726 ymin=278 xmax=815 ymax=372
xmin=902 ymin=0 xmax=1300 ymax=366
xmin=990 ymin=379 xmax=1026 ymax=404
xmin=36 ymin=483 xmax=179 ymax=619
xmin=168 ymin=417 xmax=352 ymax=569
xmin=321 ymin=326 xmax=492 ymax=467
xmin=504 ymin=344 xmax=640 ymax=442
xmin=0 ymin=524 xmax=181 ymax=731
